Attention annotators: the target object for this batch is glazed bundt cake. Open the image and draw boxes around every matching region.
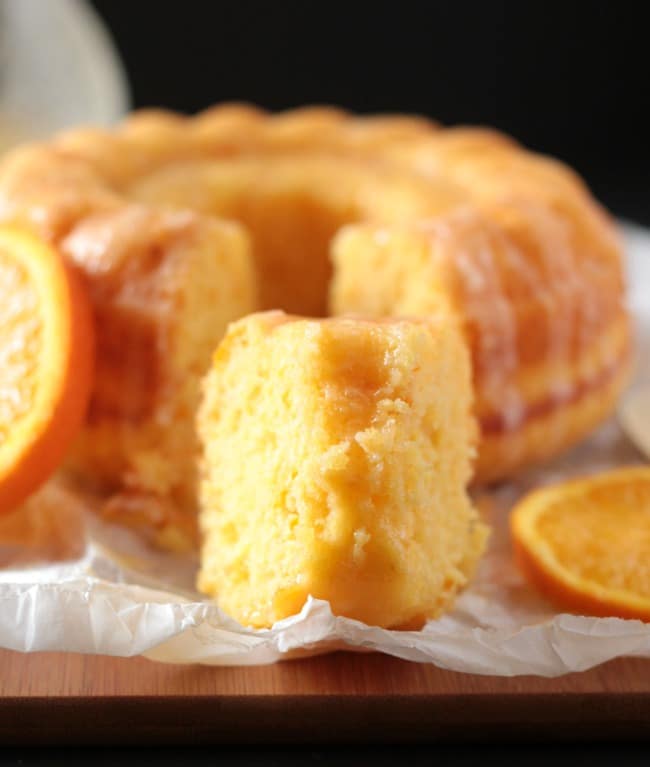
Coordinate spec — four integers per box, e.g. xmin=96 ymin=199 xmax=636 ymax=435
xmin=197 ymin=311 xmax=487 ymax=628
xmin=0 ymin=104 xmax=630 ymax=543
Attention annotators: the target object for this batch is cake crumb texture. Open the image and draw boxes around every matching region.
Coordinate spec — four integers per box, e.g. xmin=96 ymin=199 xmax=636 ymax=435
xmin=197 ymin=311 xmax=487 ymax=628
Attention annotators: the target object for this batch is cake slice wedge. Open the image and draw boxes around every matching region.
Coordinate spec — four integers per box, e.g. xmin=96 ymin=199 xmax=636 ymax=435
xmin=197 ymin=310 xmax=487 ymax=628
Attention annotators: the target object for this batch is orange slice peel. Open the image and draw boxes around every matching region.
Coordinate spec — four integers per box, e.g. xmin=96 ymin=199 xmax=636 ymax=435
xmin=511 ymin=466 xmax=650 ymax=621
xmin=0 ymin=224 xmax=95 ymax=514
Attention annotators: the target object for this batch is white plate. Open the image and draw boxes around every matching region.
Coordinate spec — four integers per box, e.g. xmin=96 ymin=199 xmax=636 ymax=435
xmin=618 ymin=221 xmax=650 ymax=456
xmin=1 ymin=0 xmax=129 ymax=142
xmin=622 ymin=220 xmax=650 ymax=321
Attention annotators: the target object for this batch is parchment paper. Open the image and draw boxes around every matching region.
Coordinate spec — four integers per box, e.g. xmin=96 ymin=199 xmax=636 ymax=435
xmin=1 ymin=223 xmax=649 ymax=677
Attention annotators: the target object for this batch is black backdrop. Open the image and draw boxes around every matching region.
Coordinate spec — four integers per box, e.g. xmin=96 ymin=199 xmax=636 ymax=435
xmin=91 ymin=0 xmax=650 ymax=225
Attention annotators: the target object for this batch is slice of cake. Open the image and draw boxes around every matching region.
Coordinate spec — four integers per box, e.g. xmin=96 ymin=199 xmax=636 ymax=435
xmin=197 ymin=310 xmax=487 ymax=628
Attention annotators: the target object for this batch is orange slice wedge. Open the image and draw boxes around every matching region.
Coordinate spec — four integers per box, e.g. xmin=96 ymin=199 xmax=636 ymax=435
xmin=511 ymin=467 xmax=650 ymax=621
xmin=0 ymin=224 xmax=94 ymax=514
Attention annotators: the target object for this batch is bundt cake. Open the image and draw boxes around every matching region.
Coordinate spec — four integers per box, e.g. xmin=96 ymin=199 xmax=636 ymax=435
xmin=0 ymin=104 xmax=631 ymax=543
xmin=197 ymin=311 xmax=487 ymax=628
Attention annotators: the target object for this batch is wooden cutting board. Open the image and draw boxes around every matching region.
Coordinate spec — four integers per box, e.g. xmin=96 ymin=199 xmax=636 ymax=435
xmin=1 ymin=649 xmax=650 ymax=744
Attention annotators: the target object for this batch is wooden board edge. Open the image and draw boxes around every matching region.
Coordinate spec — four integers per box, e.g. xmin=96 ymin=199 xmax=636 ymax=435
xmin=1 ymin=693 xmax=650 ymax=744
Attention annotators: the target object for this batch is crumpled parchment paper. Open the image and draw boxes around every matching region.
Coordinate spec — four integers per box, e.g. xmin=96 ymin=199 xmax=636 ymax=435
xmin=1 ymin=223 xmax=649 ymax=677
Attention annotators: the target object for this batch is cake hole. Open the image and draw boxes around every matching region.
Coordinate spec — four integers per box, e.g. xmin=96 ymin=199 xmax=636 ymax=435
xmin=129 ymin=163 xmax=361 ymax=317
xmin=228 ymin=193 xmax=354 ymax=317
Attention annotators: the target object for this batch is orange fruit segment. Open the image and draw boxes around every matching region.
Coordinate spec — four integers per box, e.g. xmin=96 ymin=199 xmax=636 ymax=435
xmin=511 ymin=467 xmax=650 ymax=621
xmin=0 ymin=224 xmax=94 ymax=515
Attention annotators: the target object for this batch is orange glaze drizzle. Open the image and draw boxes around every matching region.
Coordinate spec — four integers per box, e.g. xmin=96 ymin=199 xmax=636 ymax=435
xmin=479 ymin=342 xmax=630 ymax=436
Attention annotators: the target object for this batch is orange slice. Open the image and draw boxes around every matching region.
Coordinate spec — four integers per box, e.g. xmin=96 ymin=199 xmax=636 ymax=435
xmin=511 ymin=467 xmax=650 ymax=621
xmin=0 ymin=224 xmax=94 ymax=514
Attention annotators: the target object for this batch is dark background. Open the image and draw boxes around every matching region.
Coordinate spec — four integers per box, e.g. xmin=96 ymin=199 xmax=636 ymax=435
xmin=90 ymin=0 xmax=650 ymax=225
xmin=5 ymin=6 xmax=650 ymax=760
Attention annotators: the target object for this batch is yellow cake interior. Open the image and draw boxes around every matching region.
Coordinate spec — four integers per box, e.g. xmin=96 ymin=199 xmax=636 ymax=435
xmin=198 ymin=311 xmax=488 ymax=628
